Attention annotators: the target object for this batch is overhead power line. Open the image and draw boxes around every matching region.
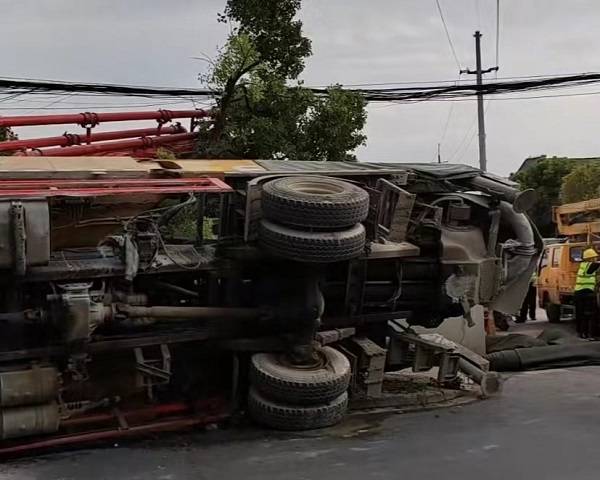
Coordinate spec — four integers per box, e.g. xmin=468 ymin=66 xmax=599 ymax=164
xmin=0 ymin=78 xmax=216 ymax=98
xmin=3 ymin=74 xmax=600 ymax=105
xmin=435 ymin=0 xmax=462 ymax=71
xmin=308 ymin=72 xmax=600 ymax=88
xmin=310 ymin=73 xmax=600 ymax=103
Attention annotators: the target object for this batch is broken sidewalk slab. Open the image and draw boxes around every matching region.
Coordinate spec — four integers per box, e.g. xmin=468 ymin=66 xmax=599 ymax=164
xmin=349 ymin=372 xmax=478 ymax=411
xmin=386 ymin=325 xmax=500 ymax=397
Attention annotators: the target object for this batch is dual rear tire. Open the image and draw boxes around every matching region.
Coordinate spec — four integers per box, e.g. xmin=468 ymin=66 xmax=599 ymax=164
xmin=248 ymin=346 xmax=351 ymax=430
xmin=259 ymin=176 xmax=370 ymax=263
xmin=261 ymin=176 xmax=370 ymax=230
xmin=248 ymin=389 xmax=348 ymax=431
xmin=252 ymin=177 xmax=359 ymax=428
xmin=259 ymin=220 xmax=366 ymax=263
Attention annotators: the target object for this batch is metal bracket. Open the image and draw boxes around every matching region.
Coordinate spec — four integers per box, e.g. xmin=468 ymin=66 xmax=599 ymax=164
xmin=374 ymin=178 xmax=416 ymax=243
xmin=345 ymin=337 xmax=387 ymax=398
xmin=387 ymin=322 xmax=460 ymax=384
xmin=134 ymin=344 xmax=172 ymax=400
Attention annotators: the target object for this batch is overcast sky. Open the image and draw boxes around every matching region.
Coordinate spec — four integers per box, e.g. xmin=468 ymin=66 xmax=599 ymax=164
xmin=2 ymin=0 xmax=600 ymax=176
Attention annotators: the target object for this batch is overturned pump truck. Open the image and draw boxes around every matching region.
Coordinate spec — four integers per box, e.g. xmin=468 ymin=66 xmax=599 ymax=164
xmin=0 ymin=160 xmax=540 ymax=450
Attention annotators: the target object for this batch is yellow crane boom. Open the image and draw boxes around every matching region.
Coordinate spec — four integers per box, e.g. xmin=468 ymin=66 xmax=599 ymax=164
xmin=554 ymin=198 xmax=600 ymax=239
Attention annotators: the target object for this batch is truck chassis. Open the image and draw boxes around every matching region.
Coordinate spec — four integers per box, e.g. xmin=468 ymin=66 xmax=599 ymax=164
xmin=0 ymin=159 xmax=540 ymax=455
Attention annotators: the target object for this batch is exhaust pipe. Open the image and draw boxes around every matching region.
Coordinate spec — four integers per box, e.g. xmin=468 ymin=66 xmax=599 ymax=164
xmin=458 ymin=359 xmax=502 ymax=397
xmin=467 ymin=175 xmax=536 ymax=213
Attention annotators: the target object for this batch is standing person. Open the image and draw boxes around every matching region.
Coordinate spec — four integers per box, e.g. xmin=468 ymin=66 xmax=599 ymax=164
xmin=574 ymin=248 xmax=599 ymax=338
xmin=517 ymin=272 xmax=537 ymax=323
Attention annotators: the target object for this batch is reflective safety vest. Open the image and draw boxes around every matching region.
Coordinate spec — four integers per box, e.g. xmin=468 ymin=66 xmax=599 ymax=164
xmin=575 ymin=261 xmax=597 ymax=292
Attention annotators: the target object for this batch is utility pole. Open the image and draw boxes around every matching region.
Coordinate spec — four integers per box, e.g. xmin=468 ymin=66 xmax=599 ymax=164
xmin=460 ymin=31 xmax=498 ymax=171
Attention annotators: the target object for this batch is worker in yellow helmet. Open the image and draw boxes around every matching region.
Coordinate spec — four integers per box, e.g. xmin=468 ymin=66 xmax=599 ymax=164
xmin=574 ymin=247 xmax=599 ymax=338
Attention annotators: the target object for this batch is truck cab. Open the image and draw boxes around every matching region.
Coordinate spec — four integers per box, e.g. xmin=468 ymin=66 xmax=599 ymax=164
xmin=537 ymin=241 xmax=586 ymax=322
xmin=538 ymin=198 xmax=600 ymax=322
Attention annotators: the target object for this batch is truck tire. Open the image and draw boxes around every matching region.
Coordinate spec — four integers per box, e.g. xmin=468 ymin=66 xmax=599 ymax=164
xmin=261 ymin=176 xmax=369 ymax=229
xmin=259 ymin=220 xmax=366 ymax=263
xmin=248 ymin=388 xmax=348 ymax=430
xmin=545 ymin=303 xmax=561 ymax=323
xmin=250 ymin=346 xmax=351 ymax=405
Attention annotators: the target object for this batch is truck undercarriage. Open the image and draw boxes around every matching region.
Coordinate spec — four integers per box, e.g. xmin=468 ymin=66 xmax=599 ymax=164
xmin=0 ymin=158 xmax=540 ymax=454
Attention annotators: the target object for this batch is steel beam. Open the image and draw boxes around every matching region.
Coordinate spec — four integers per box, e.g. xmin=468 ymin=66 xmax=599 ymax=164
xmin=0 ymin=125 xmax=185 ymax=152
xmin=0 ymin=177 xmax=232 ymax=198
xmin=0 ymin=109 xmax=209 ymax=127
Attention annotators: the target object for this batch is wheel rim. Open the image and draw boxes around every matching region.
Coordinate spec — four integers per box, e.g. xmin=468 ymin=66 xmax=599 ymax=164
xmin=290 ymin=181 xmax=345 ymax=196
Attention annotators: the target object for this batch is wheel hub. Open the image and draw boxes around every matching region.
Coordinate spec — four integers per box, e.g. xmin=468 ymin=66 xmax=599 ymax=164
xmin=281 ymin=349 xmax=326 ymax=370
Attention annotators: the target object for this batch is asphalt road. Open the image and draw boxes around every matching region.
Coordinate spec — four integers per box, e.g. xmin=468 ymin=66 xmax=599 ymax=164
xmin=2 ymin=362 xmax=600 ymax=480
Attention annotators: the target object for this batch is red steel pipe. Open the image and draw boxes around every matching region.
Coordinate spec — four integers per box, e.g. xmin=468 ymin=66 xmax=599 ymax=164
xmin=0 ymin=109 xmax=210 ymax=128
xmin=0 ymin=413 xmax=229 ymax=458
xmin=62 ymin=402 xmax=191 ymax=428
xmin=23 ymin=132 xmax=198 ymax=156
xmin=0 ymin=125 xmax=186 ymax=152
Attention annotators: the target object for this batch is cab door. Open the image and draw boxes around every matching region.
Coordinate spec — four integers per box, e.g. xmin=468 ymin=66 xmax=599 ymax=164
xmin=538 ymin=246 xmax=561 ymax=305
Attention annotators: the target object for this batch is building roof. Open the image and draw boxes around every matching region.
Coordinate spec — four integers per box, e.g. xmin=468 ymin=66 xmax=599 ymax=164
xmin=516 ymin=155 xmax=600 ymax=174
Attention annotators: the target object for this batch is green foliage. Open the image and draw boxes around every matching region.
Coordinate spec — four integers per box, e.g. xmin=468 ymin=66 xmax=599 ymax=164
xmin=0 ymin=127 xmax=17 ymax=142
xmin=0 ymin=127 xmax=18 ymax=156
xmin=513 ymin=158 xmax=576 ymax=236
xmin=560 ymin=163 xmax=600 ymax=204
xmin=200 ymin=76 xmax=366 ymax=161
xmin=221 ymin=0 xmax=311 ymax=79
xmin=299 ymin=87 xmax=367 ymax=162
xmin=208 ymin=34 xmax=261 ymax=90
xmin=163 ymin=202 xmax=216 ymax=241
xmin=199 ymin=0 xmax=367 ymax=162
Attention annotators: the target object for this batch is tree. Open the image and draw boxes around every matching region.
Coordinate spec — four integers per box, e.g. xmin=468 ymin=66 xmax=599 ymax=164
xmin=560 ymin=163 xmax=600 ymax=204
xmin=0 ymin=127 xmax=18 ymax=156
xmin=198 ymin=0 xmax=367 ymax=161
xmin=512 ymin=158 xmax=575 ymax=236
xmin=0 ymin=127 xmax=17 ymax=142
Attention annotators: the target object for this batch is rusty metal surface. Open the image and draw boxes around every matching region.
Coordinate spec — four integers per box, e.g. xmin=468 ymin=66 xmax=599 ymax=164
xmin=0 ymin=156 xmax=151 ymax=179
xmin=0 ymin=177 xmax=231 ymax=198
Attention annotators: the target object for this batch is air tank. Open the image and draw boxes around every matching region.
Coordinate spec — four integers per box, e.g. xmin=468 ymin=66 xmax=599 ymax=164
xmin=0 ymin=366 xmax=59 ymax=407
xmin=0 ymin=402 xmax=60 ymax=440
